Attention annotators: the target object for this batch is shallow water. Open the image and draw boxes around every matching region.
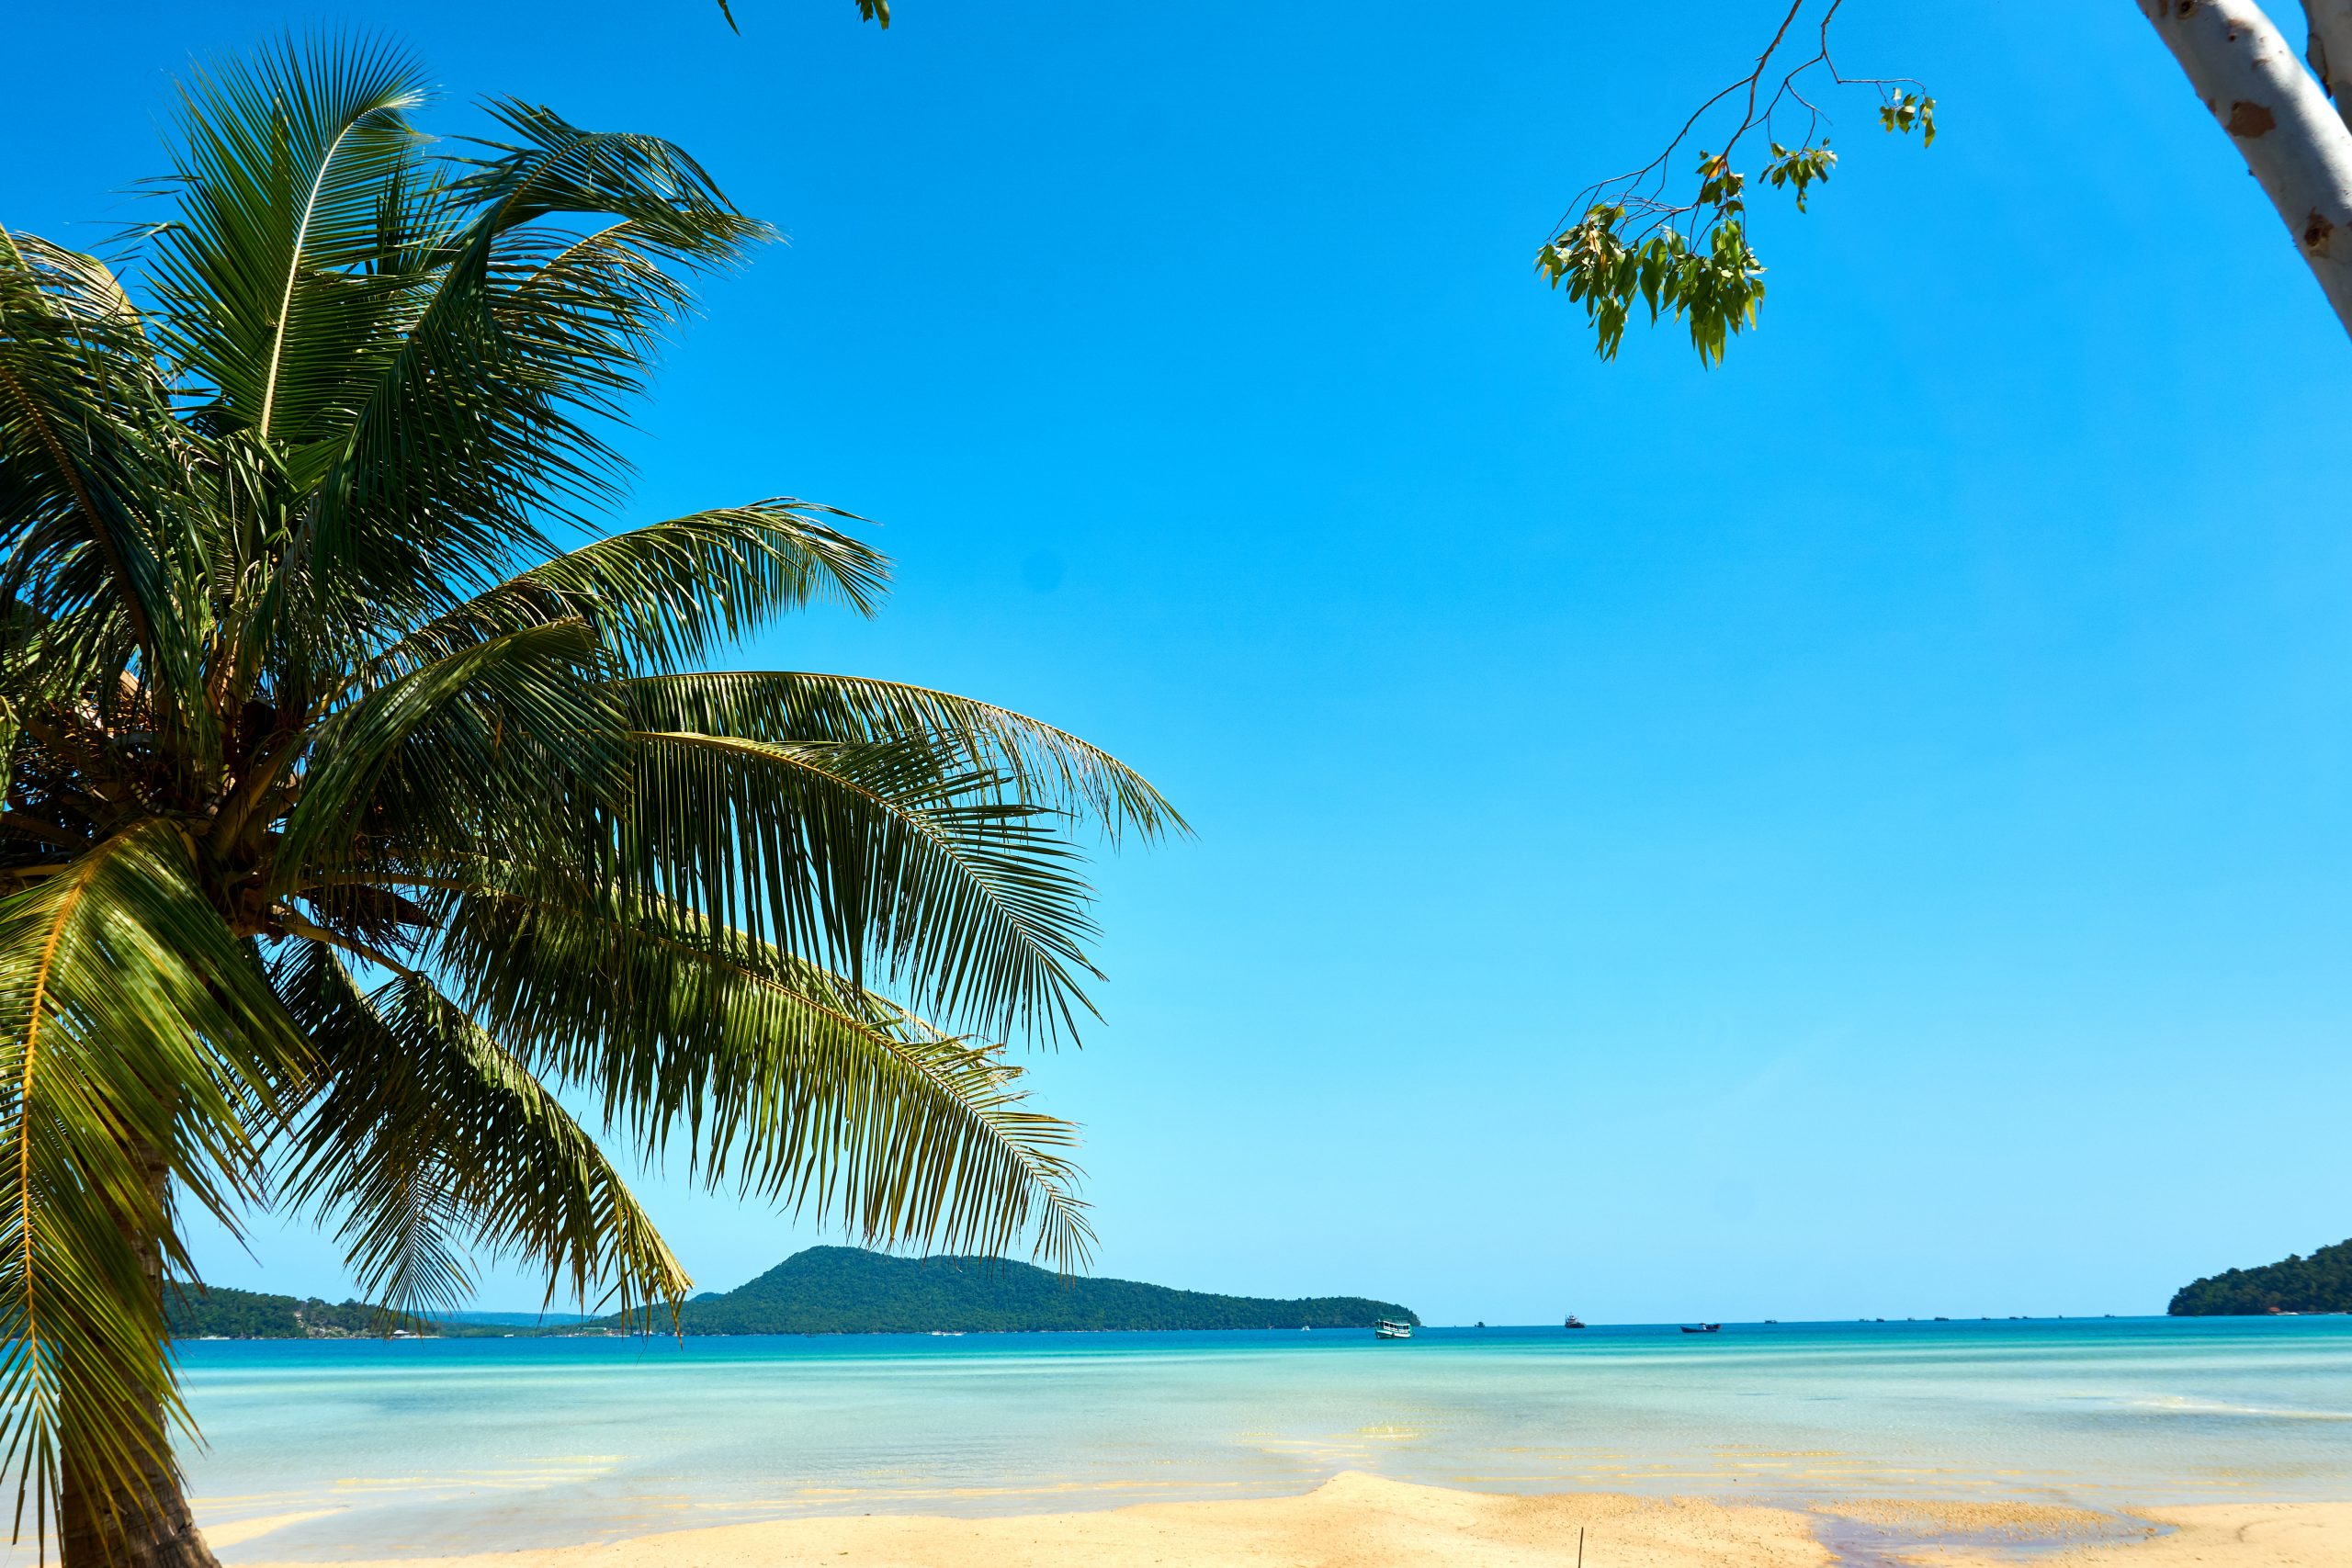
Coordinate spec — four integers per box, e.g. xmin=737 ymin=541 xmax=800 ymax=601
xmin=130 ymin=1316 xmax=2352 ymax=1560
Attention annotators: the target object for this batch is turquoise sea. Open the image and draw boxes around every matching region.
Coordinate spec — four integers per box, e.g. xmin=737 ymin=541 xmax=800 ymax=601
xmin=147 ymin=1316 xmax=2352 ymax=1561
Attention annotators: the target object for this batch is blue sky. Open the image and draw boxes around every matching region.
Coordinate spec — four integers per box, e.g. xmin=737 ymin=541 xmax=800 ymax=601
xmin=7 ymin=2 xmax=2348 ymax=1325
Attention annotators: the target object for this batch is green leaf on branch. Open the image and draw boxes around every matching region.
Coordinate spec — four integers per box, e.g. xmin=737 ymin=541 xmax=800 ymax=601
xmin=1880 ymin=91 xmax=1936 ymax=146
xmin=1762 ymin=141 xmax=1837 ymax=213
xmin=1536 ymin=206 xmax=1764 ymax=367
xmin=1694 ymin=152 xmax=1746 ymax=216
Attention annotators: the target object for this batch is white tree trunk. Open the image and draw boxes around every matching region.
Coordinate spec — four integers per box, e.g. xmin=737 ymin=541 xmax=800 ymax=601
xmin=2305 ymin=1 xmax=2352 ymax=123
xmin=2141 ymin=1 xmax=2352 ymax=338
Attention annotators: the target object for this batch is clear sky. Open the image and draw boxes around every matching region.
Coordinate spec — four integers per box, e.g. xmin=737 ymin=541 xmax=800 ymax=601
xmin=7 ymin=2 xmax=2348 ymax=1326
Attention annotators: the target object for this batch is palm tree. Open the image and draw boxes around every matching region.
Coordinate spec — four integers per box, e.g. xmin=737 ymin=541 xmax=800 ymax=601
xmin=0 ymin=37 xmax=1175 ymax=1568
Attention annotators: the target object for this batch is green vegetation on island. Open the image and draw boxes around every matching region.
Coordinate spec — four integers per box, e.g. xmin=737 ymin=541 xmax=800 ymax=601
xmin=164 ymin=1249 xmax=1413 ymax=1338
xmin=164 ymin=1285 xmax=435 ymax=1339
xmin=2169 ymin=1238 xmax=2352 ymax=1315
xmin=606 ymin=1247 xmax=1419 ymax=1335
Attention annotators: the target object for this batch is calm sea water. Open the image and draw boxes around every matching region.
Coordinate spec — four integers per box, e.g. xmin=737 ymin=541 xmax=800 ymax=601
xmin=139 ymin=1316 xmax=2352 ymax=1561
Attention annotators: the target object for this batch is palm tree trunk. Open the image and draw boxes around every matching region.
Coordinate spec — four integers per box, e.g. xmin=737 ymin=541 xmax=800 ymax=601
xmin=59 ymin=1416 xmax=219 ymax=1568
xmin=58 ymin=1141 xmax=220 ymax=1568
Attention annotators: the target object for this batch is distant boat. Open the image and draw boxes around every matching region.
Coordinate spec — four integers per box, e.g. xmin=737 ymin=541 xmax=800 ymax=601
xmin=1565 ymin=1314 xmax=1586 ymax=1329
xmin=1679 ymin=1324 xmax=1722 ymax=1334
xmin=1374 ymin=1318 xmax=1414 ymax=1340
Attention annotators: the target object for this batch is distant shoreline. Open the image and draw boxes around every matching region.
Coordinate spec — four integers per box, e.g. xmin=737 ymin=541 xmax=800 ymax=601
xmin=176 ymin=1313 xmax=2352 ymax=1342
xmin=171 ymin=1245 xmax=1421 ymax=1339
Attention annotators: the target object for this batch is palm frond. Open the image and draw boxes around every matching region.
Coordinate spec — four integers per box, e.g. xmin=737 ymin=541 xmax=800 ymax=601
xmin=624 ymin=670 xmax=1183 ymax=842
xmin=619 ymin=728 xmax=1102 ymax=1041
xmin=271 ymin=942 xmax=689 ymax=1322
xmin=277 ymin=619 xmax=620 ymax=887
xmin=370 ymin=502 xmax=887 ymax=681
xmin=293 ymin=99 xmax=776 ymax=648
xmin=0 ymin=825 xmax=302 ymax=1538
xmin=0 ymin=231 xmax=210 ymax=757
xmin=441 ymin=888 xmax=1091 ymax=1269
xmin=147 ymin=34 xmax=432 ymax=447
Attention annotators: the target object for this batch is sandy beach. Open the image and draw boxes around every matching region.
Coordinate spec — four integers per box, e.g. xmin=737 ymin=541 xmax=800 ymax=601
xmin=221 ymin=1475 xmax=2352 ymax=1568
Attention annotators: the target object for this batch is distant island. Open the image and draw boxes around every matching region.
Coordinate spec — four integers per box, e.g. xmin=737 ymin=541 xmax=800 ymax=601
xmin=167 ymin=1247 xmax=1417 ymax=1339
xmin=2168 ymin=1237 xmax=2352 ymax=1314
xmin=597 ymin=1247 xmax=1419 ymax=1335
xmin=165 ymin=1284 xmax=435 ymax=1339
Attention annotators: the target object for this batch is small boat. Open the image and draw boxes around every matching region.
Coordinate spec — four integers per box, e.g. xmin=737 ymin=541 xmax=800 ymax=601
xmin=1565 ymin=1314 xmax=1586 ymax=1329
xmin=1374 ymin=1318 xmax=1414 ymax=1340
xmin=1679 ymin=1324 xmax=1722 ymax=1334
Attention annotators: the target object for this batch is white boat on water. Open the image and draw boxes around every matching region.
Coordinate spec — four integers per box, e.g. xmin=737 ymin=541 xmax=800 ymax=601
xmin=1374 ymin=1318 xmax=1414 ymax=1340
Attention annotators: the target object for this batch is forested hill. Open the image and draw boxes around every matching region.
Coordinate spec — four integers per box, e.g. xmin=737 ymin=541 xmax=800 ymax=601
xmin=166 ymin=1284 xmax=436 ymax=1339
xmin=2168 ymin=1238 xmax=2352 ymax=1314
xmin=628 ymin=1247 xmax=1419 ymax=1334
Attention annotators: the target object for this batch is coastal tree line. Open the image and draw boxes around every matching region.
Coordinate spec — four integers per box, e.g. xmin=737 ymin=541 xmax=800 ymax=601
xmin=2169 ymin=1238 xmax=2352 ymax=1315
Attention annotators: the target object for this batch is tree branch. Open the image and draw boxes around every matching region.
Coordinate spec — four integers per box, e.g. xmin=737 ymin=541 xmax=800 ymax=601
xmin=1539 ymin=0 xmax=1933 ymax=364
xmin=2309 ymin=1 xmax=2352 ymax=127
xmin=2142 ymin=1 xmax=2352 ymax=339
xmin=267 ymin=912 xmax=425 ymax=982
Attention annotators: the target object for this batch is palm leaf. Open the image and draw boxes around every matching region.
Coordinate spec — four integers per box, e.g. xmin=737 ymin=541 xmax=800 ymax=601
xmin=440 ymin=888 xmax=1091 ymax=1268
xmin=147 ymin=35 xmax=432 ymax=447
xmin=371 ymin=502 xmax=888 ymax=680
xmin=292 ymin=99 xmax=775 ymax=649
xmin=271 ymin=943 xmax=689 ymax=1322
xmin=276 ymin=618 xmax=621 ymax=886
xmin=0 ymin=825 xmax=302 ymax=1541
xmin=619 ymin=728 xmax=1102 ymax=1040
xmin=624 ymin=670 xmax=1183 ymax=841
xmin=0 ymin=231 xmax=209 ymax=759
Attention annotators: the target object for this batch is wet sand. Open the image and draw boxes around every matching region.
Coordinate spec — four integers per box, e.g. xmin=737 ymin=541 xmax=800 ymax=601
xmin=1926 ymin=1502 xmax=2352 ymax=1568
xmin=222 ymin=1476 xmax=2352 ymax=1568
